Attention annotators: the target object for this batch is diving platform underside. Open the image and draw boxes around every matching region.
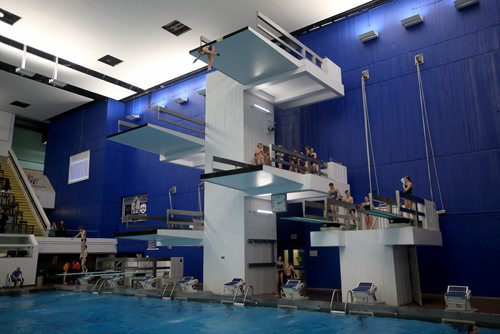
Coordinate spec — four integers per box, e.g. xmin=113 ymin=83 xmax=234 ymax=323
xmin=310 ymin=227 xmax=442 ymax=247
xmin=114 ymin=229 xmax=203 ymax=247
xmin=201 ymin=165 xmax=333 ymax=199
xmin=106 ymin=123 xmax=205 ymax=168
xmin=189 ymin=27 xmax=344 ymax=109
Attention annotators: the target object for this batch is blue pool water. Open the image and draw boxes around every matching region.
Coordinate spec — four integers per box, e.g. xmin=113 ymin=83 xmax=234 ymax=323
xmin=0 ymin=292 xmax=498 ymax=334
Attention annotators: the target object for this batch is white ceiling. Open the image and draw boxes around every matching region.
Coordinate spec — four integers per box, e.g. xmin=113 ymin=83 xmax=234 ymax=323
xmin=0 ymin=0 xmax=371 ymax=122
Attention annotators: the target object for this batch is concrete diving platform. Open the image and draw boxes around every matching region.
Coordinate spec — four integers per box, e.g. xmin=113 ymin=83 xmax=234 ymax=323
xmin=189 ymin=12 xmax=344 ymax=109
xmin=114 ymin=229 xmax=203 ymax=247
xmin=106 ymin=123 xmax=205 ymax=169
xmin=201 ymin=163 xmax=337 ymax=199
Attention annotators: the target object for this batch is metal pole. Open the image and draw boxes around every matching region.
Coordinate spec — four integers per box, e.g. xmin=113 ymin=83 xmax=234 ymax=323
xmin=361 ymin=72 xmax=373 ymax=196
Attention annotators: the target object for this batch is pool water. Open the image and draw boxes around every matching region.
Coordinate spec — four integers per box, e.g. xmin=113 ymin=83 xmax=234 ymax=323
xmin=0 ymin=292 xmax=498 ymax=334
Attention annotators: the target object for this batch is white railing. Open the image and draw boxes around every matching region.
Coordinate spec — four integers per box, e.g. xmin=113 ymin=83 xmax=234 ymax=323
xmin=8 ymin=149 xmax=50 ymax=234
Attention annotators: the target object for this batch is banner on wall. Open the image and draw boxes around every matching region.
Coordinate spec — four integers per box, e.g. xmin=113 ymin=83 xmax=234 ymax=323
xmin=121 ymin=194 xmax=148 ymax=223
xmin=25 ymin=168 xmax=56 ymax=209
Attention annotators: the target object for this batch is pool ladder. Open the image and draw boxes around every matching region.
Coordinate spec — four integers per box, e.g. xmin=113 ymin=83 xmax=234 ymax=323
xmin=234 ymin=285 xmax=254 ymax=306
xmin=92 ymin=278 xmax=107 ymax=295
xmin=329 ymin=289 xmax=343 ymax=314
xmin=160 ymin=282 xmax=177 ymax=300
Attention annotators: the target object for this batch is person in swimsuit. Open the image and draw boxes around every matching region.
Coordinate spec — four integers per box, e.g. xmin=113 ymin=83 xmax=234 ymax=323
xmin=305 ymin=145 xmax=318 ymax=174
xmin=80 ymin=245 xmax=88 ymax=273
xmin=200 ymin=45 xmax=220 ymax=71
xmin=343 ymin=190 xmax=356 ymax=228
xmin=254 ymin=143 xmax=265 ymax=165
xmin=72 ymin=226 xmax=87 ymax=259
xmin=362 ymin=195 xmax=374 ymax=230
xmin=275 ymin=256 xmax=284 ymax=296
xmin=402 ymin=176 xmax=414 ymax=213
xmin=327 ymin=183 xmax=340 ymax=222
xmin=284 ymin=261 xmax=296 ymax=282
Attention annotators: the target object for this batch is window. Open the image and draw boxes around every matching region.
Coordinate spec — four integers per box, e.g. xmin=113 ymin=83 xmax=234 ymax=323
xmin=68 ymin=150 xmax=90 ymax=184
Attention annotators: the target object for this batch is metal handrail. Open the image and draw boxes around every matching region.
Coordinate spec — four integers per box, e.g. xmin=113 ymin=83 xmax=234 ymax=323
xmin=243 ymin=285 xmax=254 ymax=304
xmin=344 ymin=290 xmax=353 ymax=313
xmin=161 ymin=282 xmax=175 ymax=298
xmin=91 ymin=278 xmax=102 ymax=293
xmin=97 ymin=279 xmax=107 ymax=293
xmin=169 ymin=282 xmax=178 ymax=299
xmin=329 ymin=289 xmax=341 ymax=311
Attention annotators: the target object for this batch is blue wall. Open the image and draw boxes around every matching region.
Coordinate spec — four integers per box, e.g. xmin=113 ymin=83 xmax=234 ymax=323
xmin=276 ymin=0 xmax=500 ymax=296
xmin=45 ymin=74 xmax=207 ymax=279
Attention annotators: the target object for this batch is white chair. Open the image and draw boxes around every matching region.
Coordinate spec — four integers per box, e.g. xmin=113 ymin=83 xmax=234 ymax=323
xmin=137 ymin=275 xmax=157 ymax=289
xmin=351 ymin=282 xmax=377 ymax=303
xmin=223 ymin=278 xmax=245 ymax=295
xmin=445 ymin=285 xmax=473 ymax=311
xmin=178 ymin=276 xmax=198 ymax=291
xmin=282 ymin=280 xmax=305 ymax=298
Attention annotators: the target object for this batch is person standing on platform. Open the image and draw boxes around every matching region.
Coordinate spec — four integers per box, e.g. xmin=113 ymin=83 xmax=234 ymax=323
xmin=72 ymin=226 xmax=87 ymax=259
xmin=58 ymin=220 xmax=66 ymax=237
xmin=362 ymin=195 xmax=374 ymax=230
xmin=327 ymin=183 xmax=340 ymax=222
xmin=402 ymin=176 xmax=414 ymax=214
xmin=275 ymin=256 xmax=284 ymax=297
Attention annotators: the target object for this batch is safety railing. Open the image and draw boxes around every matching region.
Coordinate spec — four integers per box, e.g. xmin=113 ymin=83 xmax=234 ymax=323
xmin=269 ymin=144 xmax=327 ymax=176
xmin=7 ymin=149 xmax=51 ymax=234
xmin=155 ymin=105 xmax=205 ymax=135
xmin=257 ymin=11 xmax=324 ymax=68
xmin=243 ymin=285 xmax=254 ymax=304
xmin=329 ymin=289 xmax=341 ymax=312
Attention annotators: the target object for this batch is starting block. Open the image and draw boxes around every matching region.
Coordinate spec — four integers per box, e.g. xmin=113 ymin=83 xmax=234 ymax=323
xmin=445 ymin=285 xmax=473 ymax=311
xmin=282 ymin=279 xmax=305 ymax=298
xmin=224 ymin=278 xmax=245 ymax=295
xmin=178 ymin=276 xmax=198 ymax=291
xmin=352 ymin=282 xmax=377 ymax=303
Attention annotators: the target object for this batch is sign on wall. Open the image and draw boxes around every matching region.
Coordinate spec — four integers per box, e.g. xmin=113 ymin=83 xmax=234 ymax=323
xmin=122 ymin=194 xmax=148 ymax=223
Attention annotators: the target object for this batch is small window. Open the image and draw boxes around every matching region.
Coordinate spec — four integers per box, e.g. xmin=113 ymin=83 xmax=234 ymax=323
xmin=68 ymin=150 xmax=90 ymax=184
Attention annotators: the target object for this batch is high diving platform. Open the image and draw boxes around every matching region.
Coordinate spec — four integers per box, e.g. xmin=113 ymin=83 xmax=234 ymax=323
xmin=201 ymin=153 xmax=348 ymax=200
xmin=190 ymin=12 xmax=344 ymax=109
xmin=114 ymin=229 xmax=203 ymax=247
xmin=107 ymin=123 xmax=205 ymax=169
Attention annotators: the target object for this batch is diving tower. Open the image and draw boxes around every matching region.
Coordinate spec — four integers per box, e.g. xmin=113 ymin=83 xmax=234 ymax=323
xmin=310 ymin=191 xmax=442 ymax=307
xmin=189 ymin=12 xmax=344 ymax=109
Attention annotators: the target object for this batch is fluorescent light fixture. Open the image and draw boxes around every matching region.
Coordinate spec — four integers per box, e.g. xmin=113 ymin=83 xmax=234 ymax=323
xmin=358 ymin=30 xmax=379 ymax=42
xmin=401 ymin=14 xmax=423 ymax=28
xmin=252 ymin=104 xmax=271 ymax=113
xmin=126 ymin=114 xmax=141 ymax=120
xmin=15 ymin=67 xmax=35 ymax=77
xmin=454 ymin=0 xmax=479 ymax=10
xmin=255 ymin=209 xmax=274 ymax=215
xmin=49 ymin=78 xmax=67 ymax=88
xmin=172 ymin=96 xmax=188 ymax=104
xmin=0 ymin=11 xmax=4 ymax=18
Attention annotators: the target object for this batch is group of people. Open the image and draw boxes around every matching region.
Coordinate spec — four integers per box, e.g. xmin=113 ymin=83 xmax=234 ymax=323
xmin=48 ymin=220 xmax=67 ymax=237
xmin=326 ymin=176 xmax=414 ymax=230
xmin=275 ymin=255 xmax=297 ymax=297
xmin=254 ymin=143 xmax=320 ymax=175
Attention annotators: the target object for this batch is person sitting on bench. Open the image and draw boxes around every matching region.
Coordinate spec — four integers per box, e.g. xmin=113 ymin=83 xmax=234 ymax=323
xmin=11 ymin=266 xmax=24 ymax=288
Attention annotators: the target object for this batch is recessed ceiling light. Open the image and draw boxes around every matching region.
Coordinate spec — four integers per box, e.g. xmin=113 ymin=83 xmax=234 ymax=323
xmin=10 ymin=100 xmax=31 ymax=108
xmin=162 ymin=20 xmax=191 ymax=36
xmin=0 ymin=8 xmax=21 ymax=25
xmin=98 ymin=54 xmax=123 ymax=67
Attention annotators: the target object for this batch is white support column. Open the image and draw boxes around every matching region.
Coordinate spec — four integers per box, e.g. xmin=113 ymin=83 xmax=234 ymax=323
xmin=203 ymin=72 xmax=275 ymax=294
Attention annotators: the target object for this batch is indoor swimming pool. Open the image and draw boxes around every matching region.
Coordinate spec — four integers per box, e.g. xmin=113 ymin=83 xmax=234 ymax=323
xmin=1 ymin=292 xmax=498 ymax=334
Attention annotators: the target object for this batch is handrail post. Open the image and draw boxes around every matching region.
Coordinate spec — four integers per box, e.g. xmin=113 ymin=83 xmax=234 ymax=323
xmin=169 ymin=282 xmax=178 ymax=299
